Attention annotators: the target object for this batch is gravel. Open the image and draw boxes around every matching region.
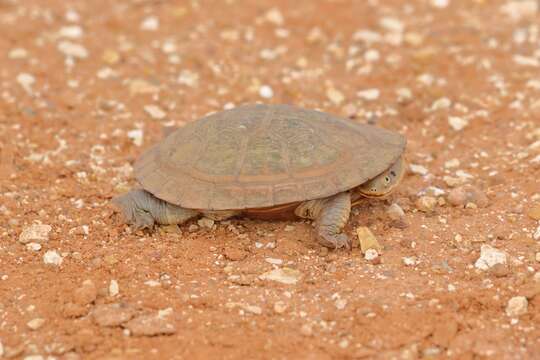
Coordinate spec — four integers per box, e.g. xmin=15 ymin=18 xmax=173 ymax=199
xmin=124 ymin=312 xmax=176 ymax=336
xmin=19 ymin=224 xmax=52 ymax=244
xmin=259 ymin=268 xmax=302 ymax=285
xmin=505 ymin=296 xmax=528 ymax=317
xmin=92 ymin=303 xmax=135 ymax=327
xmin=475 ymin=245 xmax=507 ymax=270
xmin=43 ymin=250 xmax=63 ymax=266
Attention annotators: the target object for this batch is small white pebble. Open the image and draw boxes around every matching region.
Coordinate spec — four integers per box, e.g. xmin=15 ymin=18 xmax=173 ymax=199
xmin=357 ymin=88 xmax=380 ymax=101
xmin=475 ymin=245 xmax=506 ymax=270
xmin=8 ymin=48 xmax=28 ymax=59
xmin=409 ymin=164 xmax=429 ymax=176
xmin=26 ymin=243 xmax=42 ymax=251
xmin=109 ymin=279 xmax=119 ymax=296
xmin=57 ymin=41 xmax=88 ymax=59
xmin=144 ymin=105 xmax=167 ymax=120
xmin=448 ymin=116 xmax=469 ymax=131
xmin=326 ymin=88 xmax=345 ymax=105
xmin=259 ymin=85 xmax=274 ymax=99
xmin=533 ymin=224 xmax=540 ymax=240
xmin=127 ymin=129 xmax=143 ymax=147
xmin=431 ymin=0 xmax=449 ymax=8
xmin=402 ymin=257 xmax=417 ymax=266
xmin=27 ymin=318 xmax=45 ymax=330
xmin=140 ymin=16 xmax=159 ymax=31
xmin=506 ymin=296 xmax=528 ymax=317
xmin=43 ymin=250 xmax=63 ymax=266
xmin=265 ymin=8 xmax=284 ymax=25
xmin=364 ymin=249 xmax=379 ymax=261
xmin=16 ymin=73 xmax=35 ymax=93
xmin=58 ymin=25 xmax=83 ymax=38
xmin=444 ymin=159 xmax=460 ymax=168
xmin=265 ymin=258 xmax=283 ymax=265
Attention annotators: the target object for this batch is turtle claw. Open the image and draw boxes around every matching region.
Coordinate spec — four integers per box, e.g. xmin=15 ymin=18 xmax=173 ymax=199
xmin=131 ymin=208 xmax=155 ymax=232
xmin=317 ymin=232 xmax=351 ymax=250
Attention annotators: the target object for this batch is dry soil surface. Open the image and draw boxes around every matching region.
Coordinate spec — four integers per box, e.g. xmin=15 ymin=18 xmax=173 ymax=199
xmin=1 ymin=0 xmax=540 ymax=359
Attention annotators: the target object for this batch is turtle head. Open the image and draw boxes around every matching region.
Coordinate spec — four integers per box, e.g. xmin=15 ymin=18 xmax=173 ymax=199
xmin=357 ymin=156 xmax=405 ymax=198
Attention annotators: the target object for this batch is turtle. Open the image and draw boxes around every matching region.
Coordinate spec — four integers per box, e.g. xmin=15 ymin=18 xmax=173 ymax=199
xmin=112 ymin=104 xmax=406 ymax=249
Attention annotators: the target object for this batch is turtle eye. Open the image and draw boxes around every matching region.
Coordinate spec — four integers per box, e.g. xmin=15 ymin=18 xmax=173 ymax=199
xmin=384 ymin=176 xmax=390 ymax=183
xmin=390 ymin=170 xmax=396 ymax=177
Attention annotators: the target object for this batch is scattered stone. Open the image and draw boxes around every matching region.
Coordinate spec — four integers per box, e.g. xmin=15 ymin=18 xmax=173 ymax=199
xmin=73 ymin=280 xmax=97 ymax=306
xmin=124 ymin=312 xmax=176 ymax=336
xmin=475 ymin=245 xmax=507 ymax=270
xmin=188 ymin=224 xmax=199 ymax=232
xmin=326 ymin=88 xmax=345 ymax=105
xmin=500 ymin=1 xmax=538 ymax=21
xmin=448 ymin=116 xmax=469 ymax=131
xmin=177 ymin=70 xmax=199 ymax=87
xmin=409 ymin=164 xmax=428 ymax=176
xmin=415 ymin=196 xmax=437 ymax=212
xmin=92 ymin=303 xmax=135 ymax=327
xmin=8 ymin=48 xmax=28 ymax=59
xmin=58 ymin=25 xmax=83 ymax=38
xmin=335 ymin=298 xmax=347 ymax=310
xmin=534 ymin=272 xmax=540 ymax=282
xmin=144 ymin=105 xmax=166 ymax=120
xmin=226 ymin=302 xmax=262 ymax=315
xmin=197 ymin=217 xmax=215 ymax=229
xmin=536 ymin=252 xmax=540 ymax=262
xmin=447 ymin=185 xmax=488 ymax=207
xmin=402 ymin=256 xmax=418 ymax=266
xmin=26 ymin=242 xmax=41 ymax=251
xmin=278 ymin=225 xmax=294 ymax=234
xmin=19 ymin=224 xmax=52 ymax=244
xmin=357 ymin=88 xmax=380 ymax=101
xmin=27 ymin=318 xmax=45 ymax=330
xmin=364 ymin=249 xmax=379 ymax=261
xmin=356 ymin=226 xmax=382 ymax=253
xmin=430 ymin=0 xmax=449 ymax=8
xmin=140 ymin=16 xmax=159 ymax=31
xmin=273 ymin=301 xmax=288 ymax=314
xmin=57 ymin=41 xmax=88 ymax=59
xmin=527 ymin=205 xmax=540 ymax=220
xmin=128 ymin=79 xmax=159 ymax=95
xmin=387 ymin=203 xmax=405 ymax=221
xmin=489 ymin=263 xmax=510 ymax=277
xmin=259 ymin=85 xmax=274 ymax=99
xmin=444 ymin=175 xmax=466 ymax=187
xmin=16 ymin=73 xmax=35 ymax=93
xmin=109 ymin=280 xmax=119 ymax=297
xmin=534 ymin=224 xmax=540 ymax=240
xmin=223 ymin=248 xmax=247 ymax=261
xmin=127 ymin=129 xmax=143 ymax=147
xmin=259 ymin=268 xmax=302 ymax=285
xmin=43 ymin=250 xmax=63 ymax=266
xmin=505 ymin=296 xmax=528 ymax=317
xmin=62 ymin=302 xmax=88 ymax=318
xmin=265 ymin=258 xmax=283 ymax=265
xmin=265 ymin=8 xmax=284 ymax=25
xmin=444 ymin=159 xmax=460 ymax=168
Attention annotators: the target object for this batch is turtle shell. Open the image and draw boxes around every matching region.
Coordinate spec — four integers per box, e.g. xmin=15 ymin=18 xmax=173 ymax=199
xmin=134 ymin=104 xmax=406 ymax=210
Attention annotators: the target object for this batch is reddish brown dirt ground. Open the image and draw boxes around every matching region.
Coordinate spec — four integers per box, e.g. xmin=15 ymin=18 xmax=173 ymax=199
xmin=1 ymin=0 xmax=540 ymax=359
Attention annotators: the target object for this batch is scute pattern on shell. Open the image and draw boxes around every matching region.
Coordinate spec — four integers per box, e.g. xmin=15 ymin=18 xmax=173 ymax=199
xmin=134 ymin=104 xmax=406 ymax=210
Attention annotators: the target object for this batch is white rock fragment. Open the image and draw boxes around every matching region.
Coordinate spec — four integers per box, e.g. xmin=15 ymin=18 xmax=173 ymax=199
xmin=431 ymin=0 xmax=450 ymax=8
xmin=144 ymin=280 xmax=161 ymax=287
xmin=402 ymin=257 xmax=418 ymax=266
xmin=533 ymin=224 xmax=540 ymax=240
xmin=387 ymin=203 xmax=405 ymax=221
xmin=58 ymin=25 xmax=83 ymax=38
xmin=197 ymin=217 xmax=214 ymax=229
xmin=43 ymin=250 xmax=63 ymax=266
xmin=19 ymin=224 xmax=52 ymax=244
xmin=57 ymin=41 xmax=88 ymax=59
xmin=474 ymin=245 xmax=507 ymax=270
xmin=8 ymin=48 xmax=28 ymax=59
xmin=265 ymin=8 xmax=284 ymax=25
xmin=430 ymin=97 xmax=452 ymax=111
xmin=177 ymin=70 xmax=199 ymax=87
xmin=259 ymin=268 xmax=302 ymax=285
xmin=140 ymin=16 xmax=159 ymax=31
xmin=396 ymin=87 xmax=413 ymax=103
xmin=335 ymin=298 xmax=347 ymax=310
xmin=444 ymin=159 xmax=460 ymax=168
xmin=144 ymin=105 xmax=166 ymax=120
xmin=506 ymin=296 xmax=528 ymax=317
xmin=26 ymin=243 xmax=42 ymax=252
xmin=379 ymin=17 xmax=404 ymax=33
xmin=259 ymin=85 xmax=274 ymax=99
xmin=448 ymin=116 xmax=469 ymax=131
xmin=109 ymin=280 xmax=119 ymax=297
xmin=127 ymin=129 xmax=143 ymax=147
xmin=65 ymin=9 xmax=80 ymax=22
xmin=364 ymin=249 xmax=379 ymax=261
xmin=527 ymin=79 xmax=540 ymax=90
xmin=265 ymin=258 xmax=283 ymax=265
xmin=27 ymin=318 xmax=45 ymax=330
xmin=16 ymin=73 xmax=35 ymax=93
xmin=357 ymin=88 xmax=380 ymax=101
xmin=364 ymin=49 xmax=380 ymax=62
xmin=326 ymin=88 xmax=345 ymax=105
xmin=513 ymin=55 xmax=539 ymax=67
xmin=409 ymin=164 xmax=428 ymax=176
xmin=500 ymin=1 xmax=538 ymax=21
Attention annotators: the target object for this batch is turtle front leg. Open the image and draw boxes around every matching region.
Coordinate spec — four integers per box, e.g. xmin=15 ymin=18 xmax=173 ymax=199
xmin=295 ymin=192 xmax=352 ymax=250
xmin=112 ymin=189 xmax=199 ymax=231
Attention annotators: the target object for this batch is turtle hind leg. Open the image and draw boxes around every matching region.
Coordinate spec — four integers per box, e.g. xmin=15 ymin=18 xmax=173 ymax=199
xmin=112 ymin=189 xmax=199 ymax=230
xmin=295 ymin=192 xmax=352 ymax=250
